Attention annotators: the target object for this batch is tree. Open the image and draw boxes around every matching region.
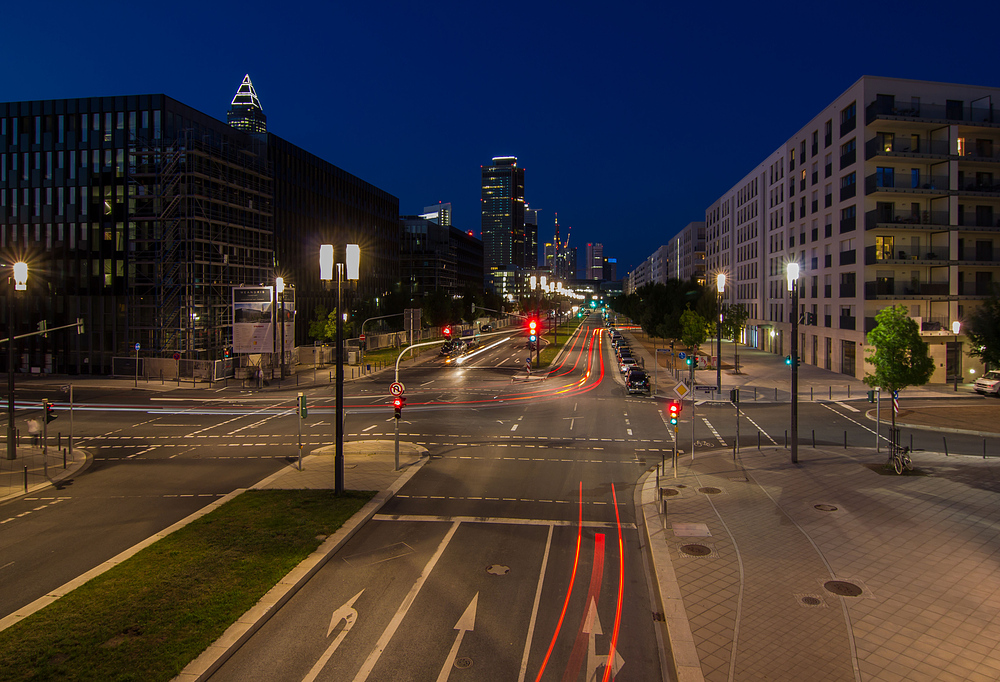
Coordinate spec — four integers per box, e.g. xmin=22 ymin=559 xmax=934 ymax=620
xmin=965 ymin=295 xmax=1000 ymax=369
xmin=308 ymin=305 xmax=332 ymax=343
xmin=721 ymin=304 xmax=750 ymax=374
xmin=863 ymin=305 xmax=935 ymax=439
xmin=679 ymin=308 xmax=709 ymax=355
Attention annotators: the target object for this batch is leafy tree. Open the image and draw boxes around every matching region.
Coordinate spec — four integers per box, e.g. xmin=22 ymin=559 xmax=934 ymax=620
xmin=308 ymin=304 xmax=332 ymax=343
xmin=965 ymin=295 xmax=1000 ymax=369
xmin=421 ymin=289 xmax=454 ymax=329
xmin=721 ymin=304 xmax=750 ymax=374
xmin=863 ymin=305 xmax=935 ymax=437
xmin=679 ymin=308 xmax=709 ymax=355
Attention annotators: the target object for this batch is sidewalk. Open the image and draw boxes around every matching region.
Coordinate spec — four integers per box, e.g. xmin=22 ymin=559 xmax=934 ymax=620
xmin=639 ymin=443 xmax=1000 ymax=682
xmin=0 ymin=444 xmax=89 ymax=502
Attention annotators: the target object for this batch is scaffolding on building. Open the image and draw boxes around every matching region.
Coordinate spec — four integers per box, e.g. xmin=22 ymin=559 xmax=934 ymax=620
xmin=127 ymin=131 xmax=274 ymax=360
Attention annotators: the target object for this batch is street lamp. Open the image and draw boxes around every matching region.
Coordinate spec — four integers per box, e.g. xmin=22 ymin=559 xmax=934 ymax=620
xmin=7 ymin=262 xmax=28 ymax=461
xmin=320 ymin=244 xmax=360 ymax=495
xmin=787 ymin=262 xmax=799 ymax=464
xmin=276 ymin=277 xmax=286 ymax=379
xmin=716 ymin=273 xmax=726 ymax=395
xmin=952 ymin=320 xmax=961 ymax=392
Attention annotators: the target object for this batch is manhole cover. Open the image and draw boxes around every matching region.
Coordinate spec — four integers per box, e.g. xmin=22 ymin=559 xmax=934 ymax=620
xmin=698 ymin=487 xmax=722 ymax=495
xmin=679 ymin=544 xmax=712 ymax=556
xmin=801 ymin=596 xmax=822 ymax=606
xmin=486 ymin=564 xmax=509 ymax=576
xmin=454 ymin=657 xmax=473 ymax=669
xmin=824 ymin=580 xmax=863 ymax=597
xmin=661 ymin=488 xmax=680 ymax=497
xmin=814 ymin=504 xmax=838 ymax=512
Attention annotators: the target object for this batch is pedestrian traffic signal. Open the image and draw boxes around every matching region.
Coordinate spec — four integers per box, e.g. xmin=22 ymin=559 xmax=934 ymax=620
xmin=44 ymin=400 xmax=56 ymax=423
xmin=297 ymin=392 xmax=307 ymax=418
xmin=867 ymin=390 xmax=876 ymax=403
xmin=393 ymin=395 xmax=406 ymax=419
xmin=668 ymin=401 xmax=681 ymax=426
xmin=785 ymin=355 xmax=792 ymax=366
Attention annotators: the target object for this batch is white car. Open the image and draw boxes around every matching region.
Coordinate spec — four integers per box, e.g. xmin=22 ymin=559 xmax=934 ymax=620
xmin=975 ymin=370 xmax=1000 ymax=395
xmin=619 ymin=357 xmax=637 ymax=373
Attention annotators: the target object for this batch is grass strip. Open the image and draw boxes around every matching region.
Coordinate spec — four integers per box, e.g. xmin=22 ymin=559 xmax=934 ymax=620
xmin=539 ymin=318 xmax=586 ymax=367
xmin=0 ymin=489 xmax=374 ymax=682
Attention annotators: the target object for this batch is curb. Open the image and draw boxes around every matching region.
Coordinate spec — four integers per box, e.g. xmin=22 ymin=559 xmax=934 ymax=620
xmin=637 ymin=469 xmax=705 ymax=682
xmin=862 ymin=409 xmax=997 ymax=437
xmin=175 ymin=453 xmax=429 ymax=682
xmin=0 ymin=447 xmax=92 ymax=505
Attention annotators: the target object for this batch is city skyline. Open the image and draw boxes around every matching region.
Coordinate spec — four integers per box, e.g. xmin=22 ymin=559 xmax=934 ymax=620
xmin=2 ymin=1 xmax=1000 ymax=273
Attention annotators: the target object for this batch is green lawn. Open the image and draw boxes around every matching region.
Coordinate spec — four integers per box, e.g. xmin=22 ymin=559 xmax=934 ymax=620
xmin=539 ymin=317 xmax=586 ymax=367
xmin=0 ymin=489 xmax=374 ymax=682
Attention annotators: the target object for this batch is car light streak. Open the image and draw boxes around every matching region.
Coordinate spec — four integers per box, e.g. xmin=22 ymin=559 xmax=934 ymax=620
xmin=450 ymin=336 xmax=513 ymax=365
xmin=603 ymin=484 xmax=625 ymax=682
xmin=535 ymin=481 xmax=584 ymax=682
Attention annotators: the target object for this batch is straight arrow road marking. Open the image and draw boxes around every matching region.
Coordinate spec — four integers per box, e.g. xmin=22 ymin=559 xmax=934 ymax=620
xmin=436 ymin=593 xmax=478 ymax=682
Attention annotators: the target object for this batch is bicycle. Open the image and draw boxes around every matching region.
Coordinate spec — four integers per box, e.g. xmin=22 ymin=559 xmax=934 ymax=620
xmin=887 ymin=445 xmax=913 ymax=474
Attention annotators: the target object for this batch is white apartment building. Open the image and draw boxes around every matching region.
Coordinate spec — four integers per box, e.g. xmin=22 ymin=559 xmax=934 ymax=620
xmin=706 ymin=76 xmax=1000 ymax=383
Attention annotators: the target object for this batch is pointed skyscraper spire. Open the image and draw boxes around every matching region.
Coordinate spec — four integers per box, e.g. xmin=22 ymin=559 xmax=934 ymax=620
xmin=227 ymin=74 xmax=267 ymax=134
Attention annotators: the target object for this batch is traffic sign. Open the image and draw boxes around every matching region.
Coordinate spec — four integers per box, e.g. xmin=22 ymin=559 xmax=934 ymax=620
xmin=134 ymin=342 xmax=140 ymax=351
xmin=678 ymin=351 xmax=687 ymax=360
xmin=389 ymin=382 xmax=404 ymax=396
xmin=673 ymin=382 xmax=690 ymax=399
xmin=360 ymin=334 xmax=366 ymax=340
xmin=173 ymin=352 xmax=181 ymax=361
xmin=694 ymin=385 xmax=717 ymax=391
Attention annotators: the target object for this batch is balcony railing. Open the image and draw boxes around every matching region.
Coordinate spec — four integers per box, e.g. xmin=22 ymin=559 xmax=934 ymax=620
xmin=957 ymin=212 xmax=1000 ymax=228
xmin=958 ymin=145 xmax=1000 ymax=162
xmin=865 ymin=209 xmax=950 ymax=229
xmin=958 ymin=281 xmax=999 ymax=296
xmin=839 ymin=284 xmax=857 ymax=298
xmin=865 ymin=173 xmax=949 ymax=193
xmin=920 ymin=317 xmax=951 ymax=332
xmin=958 ymin=246 xmax=1000 ymax=261
xmin=865 ymin=137 xmax=951 ymax=159
xmin=864 ymin=280 xmax=950 ymax=297
xmin=866 ymin=246 xmax=950 ymax=263
xmin=839 ymin=315 xmax=856 ymax=330
xmin=957 ymin=178 xmax=1000 ymax=194
xmin=840 ymin=250 xmax=856 ymax=266
xmin=866 ymin=100 xmax=998 ymax=124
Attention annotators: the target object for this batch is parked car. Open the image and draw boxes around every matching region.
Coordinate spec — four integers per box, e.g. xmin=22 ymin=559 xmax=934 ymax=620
xmin=975 ymin=370 xmax=1000 ymax=395
xmin=480 ymin=324 xmax=494 ymax=332
xmin=625 ymin=369 xmax=650 ymax=394
xmin=619 ymin=357 xmax=637 ymax=373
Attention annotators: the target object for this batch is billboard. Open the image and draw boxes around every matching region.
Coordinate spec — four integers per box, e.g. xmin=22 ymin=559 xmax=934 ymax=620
xmin=233 ymin=286 xmax=274 ymax=354
xmin=277 ymin=288 xmax=296 ymax=354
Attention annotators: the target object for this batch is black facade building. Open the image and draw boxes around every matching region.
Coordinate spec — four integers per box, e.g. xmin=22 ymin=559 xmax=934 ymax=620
xmin=401 ymin=217 xmax=483 ymax=299
xmin=0 ymin=90 xmax=399 ymax=374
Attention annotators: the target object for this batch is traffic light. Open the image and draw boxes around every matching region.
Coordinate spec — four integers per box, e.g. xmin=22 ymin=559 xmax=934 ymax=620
xmin=730 ymin=388 xmax=740 ymax=404
xmin=685 ymin=356 xmax=692 ymax=366
xmin=785 ymin=355 xmax=792 ymax=366
xmin=443 ymin=326 xmax=452 ymax=338
xmin=37 ymin=320 xmax=48 ymax=338
xmin=44 ymin=399 xmax=56 ymax=423
xmin=529 ymin=320 xmax=537 ymax=343
xmin=668 ymin=401 xmax=681 ymax=426
xmin=393 ymin=395 xmax=406 ymax=419
xmin=297 ymin=392 xmax=307 ymax=418
xmin=867 ymin=390 xmax=876 ymax=403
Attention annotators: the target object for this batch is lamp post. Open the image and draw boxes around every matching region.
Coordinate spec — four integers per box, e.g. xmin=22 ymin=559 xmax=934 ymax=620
xmin=321 ymin=244 xmax=359 ymax=495
xmin=7 ymin=262 xmax=27 ymax=461
xmin=952 ymin=320 xmax=961 ymax=392
xmin=276 ymin=277 xmax=286 ymax=379
xmin=787 ymin=262 xmax=799 ymax=464
xmin=716 ymin=273 xmax=726 ymax=395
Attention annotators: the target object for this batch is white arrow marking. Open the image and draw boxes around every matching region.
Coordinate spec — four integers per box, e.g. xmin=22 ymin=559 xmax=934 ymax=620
xmin=436 ymin=593 xmax=478 ymax=682
xmin=301 ymin=589 xmax=364 ymax=682
xmin=584 ymin=598 xmax=624 ymax=681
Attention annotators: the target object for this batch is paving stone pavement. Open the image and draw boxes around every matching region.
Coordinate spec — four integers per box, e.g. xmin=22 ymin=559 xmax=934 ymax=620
xmin=644 ymin=445 xmax=1000 ymax=681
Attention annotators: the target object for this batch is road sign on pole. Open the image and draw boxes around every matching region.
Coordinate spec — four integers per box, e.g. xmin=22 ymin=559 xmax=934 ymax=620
xmin=389 ymin=382 xmax=404 ymax=396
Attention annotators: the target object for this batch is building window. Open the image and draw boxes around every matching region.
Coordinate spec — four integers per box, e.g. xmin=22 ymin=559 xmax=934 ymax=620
xmin=840 ymin=138 xmax=856 ymax=169
xmin=840 ymin=101 xmax=857 ymax=136
xmin=840 ymin=172 xmax=857 ymax=200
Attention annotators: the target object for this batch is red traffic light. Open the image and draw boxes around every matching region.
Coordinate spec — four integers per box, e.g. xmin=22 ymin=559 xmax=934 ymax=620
xmin=668 ymin=400 xmax=681 ymax=426
xmin=529 ymin=320 xmax=537 ymax=331
xmin=443 ymin=327 xmax=452 ymax=337
xmin=393 ymin=396 xmax=403 ymax=409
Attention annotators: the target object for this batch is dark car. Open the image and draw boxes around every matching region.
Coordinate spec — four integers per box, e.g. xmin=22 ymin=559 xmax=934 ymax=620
xmin=480 ymin=324 xmax=494 ymax=332
xmin=625 ymin=369 xmax=650 ymax=394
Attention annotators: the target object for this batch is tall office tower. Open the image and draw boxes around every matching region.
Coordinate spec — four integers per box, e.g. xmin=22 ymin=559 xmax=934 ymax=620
xmin=602 ymin=256 xmax=617 ymax=282
xmin=586 ymin=243 xmax=604 ymax=280
xmin=420 ymin=202 xmax=452 ymax=226
xmin=524 ymin=204 xmax=540 ymax=268
xmin=227 ymin=74 xmax=267 ymax=134
xmin=481 ymin=156 xmax=526 ymax=290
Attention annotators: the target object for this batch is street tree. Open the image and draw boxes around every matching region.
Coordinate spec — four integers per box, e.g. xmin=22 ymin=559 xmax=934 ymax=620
xmin=679 ymin=308 xmax=709 ymax=355
xmin=863 ymin=305 xmax=935 ymax=439
xmin=308 ymin=304 xmax=332 ymax=343
xmin=721 ymin=304 xmax=749 ymax=374
xmin=965 ymin=295 xmax=1000 ymax=369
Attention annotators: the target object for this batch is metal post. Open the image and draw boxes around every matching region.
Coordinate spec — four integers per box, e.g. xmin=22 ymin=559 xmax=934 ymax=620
xmin=42 ymin=398 xmax=48 ymax=478
xmin=335 ymin=263 xmax=345 ymax=495
xmin=394 ymin=414 xmax=400 ymax=471
xmin=69 ymin=385 xmax=73 ymax=455
xmin=790 ymin=277 xmax=799 ymax=464
xmin=280 ymin=291 xmax=286 ymax=379
xmin=7 ymin=284 xmax=15 ymax=461
xmin=134 ymin=345 xmax=138 ymax=388
xmin=875 ymin=389 xmax=880 ymax=453
xmin=297 ymin=391 xmax=303 ymax=471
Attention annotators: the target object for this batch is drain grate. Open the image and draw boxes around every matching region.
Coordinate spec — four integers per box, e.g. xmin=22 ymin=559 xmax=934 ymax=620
xmin=801 ymin=596 xmax=823 ymax=606
xmin=661 ymin=488 xmax=680 ymax=497
xmin=454 ymin=657 xmax=473 ymax=669
xmin=679 ymin=544 xmax=712 ymax=557
xmin=698 ymin=487 xmax=722 ymax=495
xmin=814 ymin=504 xmax=839 ymax=512
xmin=824 ymin=580 xmax=863 ymax=597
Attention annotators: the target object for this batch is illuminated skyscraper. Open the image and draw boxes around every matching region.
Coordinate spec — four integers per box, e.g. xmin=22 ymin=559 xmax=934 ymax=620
xmin=481 ymin=156 xmax=526 ymax=290
xmin=227 ymin=74 xmax=267 ymax=134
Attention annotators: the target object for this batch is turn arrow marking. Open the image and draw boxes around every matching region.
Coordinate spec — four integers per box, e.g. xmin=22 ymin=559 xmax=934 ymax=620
xmin=584 ymin=599 xmax=624 ymax=681
xmin=436 ymin=592 xmax=479 ymax=682
xmin=301 ymin=589 xmax=364 ymax=682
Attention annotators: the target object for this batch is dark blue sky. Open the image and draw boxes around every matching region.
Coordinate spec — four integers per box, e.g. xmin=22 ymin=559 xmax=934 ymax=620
xmin=4 ymin=0 xmax=1000 ymax=273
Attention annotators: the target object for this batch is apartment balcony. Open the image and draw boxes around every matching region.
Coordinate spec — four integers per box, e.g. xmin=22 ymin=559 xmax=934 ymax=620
xmin=865 ymin=209 xmax=950 ymax=230
xmin=958 ymin=143 xmax=1000 ymax=162
xmin=920 ymin=317 xmax=951 ymax=332
xmin=956 ymin=177 xmax=1000 ymax=195
xmin=865 ymin=245 xmax=950 ymax=264
xmin=865 ymin=137 xmax=951 ymax=160
xmin=865 ymin=173 xmax=949 ymax=195
xmin=958 ymin=281 xmax=998 ymax=297
xmin=957 ymin=211 xmax=1000 ymax=229
xmin=866 ymin=99 xmax=999 ymax=125
xmin=864 ymin=280 xmax=950 ymax=299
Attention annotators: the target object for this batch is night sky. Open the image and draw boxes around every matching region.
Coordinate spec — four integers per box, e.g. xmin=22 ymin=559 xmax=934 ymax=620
xmin=4 ymin=0 xmax=1000 ymax=274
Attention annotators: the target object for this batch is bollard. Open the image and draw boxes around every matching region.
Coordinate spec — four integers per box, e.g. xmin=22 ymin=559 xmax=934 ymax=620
xmin=844 ymin=430 xmax=847 ymax=449
xmin=754 ymin=387 xmax=757 ymax=401
xmin=811 ymin=386 xmax=814 ymax=401
xmin=58 ymin=433 xmax=61 ymax=448
xmin=784 ymin=430 xmax=788 ymax=448
xmin=847 ymin=385 xmax=851 ymax=399
xmin=758 ymin=430 xmax=761 ymax=450
xmin=812 ymin=429 xmax=816 ymax=448
xmin=985 ymin=438 xmax=988 ymax=460
xmin=909 ymin=434 xmax=912 ymax=452
xmin=829 ymin=386 xmax=832 ymax=400
xmin=24 ymin=466 xmax=28 ymax=492
xmin=774 ymin=387 xmax=778 ymax=401
xmin=296 ymin=374 xmax=299 ymax=386
xmin=161 ymin=370 xmax=164 ymax=385
xmin=63 ymin=447 xmax=67 ymax=469
xmin=943 ymin=436 xmax=948 ymax=456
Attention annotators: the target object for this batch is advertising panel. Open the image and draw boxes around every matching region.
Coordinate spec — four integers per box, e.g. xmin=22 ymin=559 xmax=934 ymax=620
xmin=233 ymin=286 xmax=274 ymax=354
